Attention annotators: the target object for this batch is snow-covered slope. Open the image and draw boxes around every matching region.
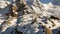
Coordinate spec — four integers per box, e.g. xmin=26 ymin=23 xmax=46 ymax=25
xmin=0 ymin=0 xmax=60 ymax=34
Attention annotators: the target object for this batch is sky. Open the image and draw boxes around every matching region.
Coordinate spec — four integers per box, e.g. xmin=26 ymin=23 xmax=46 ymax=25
xmin=40 ymin=0 xmax=53 ymax=4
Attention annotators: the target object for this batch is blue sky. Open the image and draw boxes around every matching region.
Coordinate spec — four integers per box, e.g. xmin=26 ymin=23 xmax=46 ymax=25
xmin=40 ymin=0 xmax=53 ymax=4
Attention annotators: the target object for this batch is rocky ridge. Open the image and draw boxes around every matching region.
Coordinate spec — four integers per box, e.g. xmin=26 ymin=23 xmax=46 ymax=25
xmin=0 ymin=0 xmax=60 ymax=34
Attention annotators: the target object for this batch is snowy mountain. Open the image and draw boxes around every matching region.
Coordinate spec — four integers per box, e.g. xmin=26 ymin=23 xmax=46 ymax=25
xmin=0 ymin=0 xmax=60 ymax=34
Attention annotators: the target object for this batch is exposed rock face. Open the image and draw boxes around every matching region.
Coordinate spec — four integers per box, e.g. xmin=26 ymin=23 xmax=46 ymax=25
xmin=0 ymin=0 xmax=60 ymax=34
